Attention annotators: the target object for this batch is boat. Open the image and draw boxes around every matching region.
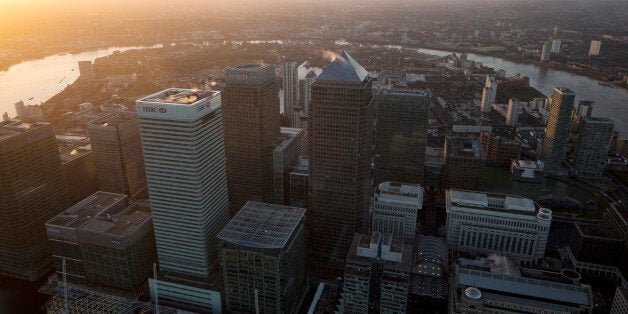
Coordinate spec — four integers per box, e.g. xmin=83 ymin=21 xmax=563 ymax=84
xmin=28 ymin=97 xmax=34 ymax=100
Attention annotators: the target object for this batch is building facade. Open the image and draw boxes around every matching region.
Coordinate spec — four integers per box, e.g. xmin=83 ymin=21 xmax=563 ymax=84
xmin=371 ymin=182 xmax=423 ymax=239
xmin=541 ymin=87 xmax=576 ymax=173
xmin=87 ymin=112 xmax=147 ymax=200
xmin=289 ymin=157 xmax=309 ymax=209
xmin=272 ymin=127 xmax=303 ymax=205
xmin=540 ymin=41 xmax=552 ymax=62
xmin=223 ymin=64 xmax=281 ymax=216
xmin=480 ymin=75 xmax=496 ymax=113
xmin=480 ymin=133 xmax=521 ymax=167
xmin=572 ymin=116 xmax=614 ymax=177
xmin=374 ymin=92 xmax=429 ymax=185
xmin=136 ymin=89 xmax=229 ymax=312
xmin=309 ymin=51 xmax=375 ymax=260
xmin=445 ymin=189 xmax=552 ymax=263
xmin=589 ymin=40 xmax=601 ymax=56
xmin=283 ymin=60 xmax=299 ymax=127
xmin=0 ymin=121 xmax=69 ymax=280
xmin=218 ymin=202 xmax=307 ymax=314
xmin=443 ymin=136 xmax=485 ymax=191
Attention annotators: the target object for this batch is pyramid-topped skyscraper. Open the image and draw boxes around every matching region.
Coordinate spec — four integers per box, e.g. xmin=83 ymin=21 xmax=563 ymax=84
xmin=308 ymin=51 xmax=375 ymax=262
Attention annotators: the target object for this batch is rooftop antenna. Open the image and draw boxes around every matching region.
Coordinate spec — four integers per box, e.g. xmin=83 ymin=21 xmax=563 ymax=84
xmin=153 ymin=263 xmax=159 ymax=313
xmin=62 ymin=258 xmax=68 ymax=314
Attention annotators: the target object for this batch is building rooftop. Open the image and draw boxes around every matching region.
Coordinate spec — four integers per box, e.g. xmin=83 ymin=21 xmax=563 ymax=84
xmin=81 ymin=201 xmax=152 ymax=237
xmin=217 ymin=201 xmax=306 ymax=249
xmin=447 ymin=189 xmax=543 ymax=215
xmin=583 ymin=116 xmax=614 ymax=124
xmin=348 ymin=232 xmax=413 ymax=267
xmin=375 ymin=182 xmax=424 ymax=207
xmin=87 ymin=112 xmax=137 ymax=127
xmin=446 ymin=136 xmax=483 ymax=159
xmin=456 ymin=266 xmax=591 ymax=306
xmin=137 ymin=88 xmax=218 ymax=106
xmin=59 ymin=144 xmax=92 ymax=163
xmin=225 ymin=63 xmax=276 ymax=85
xmin=554 ymin=87 xmax=576 ymax=95
xmin=575 ymin=223 xmax=621 ymax=240
xmin=47 ymin=192 xmax=127 ymax=229
xmin=317 ymin=51 xmax=369 ymax=83
xmin=0 ymin=120 xmax=50 ymax=140
xmin=425 ymin=147 xmax=445 ymax=164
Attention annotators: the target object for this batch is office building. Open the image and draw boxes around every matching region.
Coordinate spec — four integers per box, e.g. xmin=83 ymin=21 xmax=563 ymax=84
xmin=572 ymin=117 xmax=614 ymax=177
xmin=46 ymin=192 xmax=155 ymax=293
xmin=309 ymin=51 xmax=375 ymax=260
xmin=223 ymin=64 xmax=281 ymax=216
xmin=272 ymin=127 xmax=303 ymax=205
xmin=289 ymin=157 xmax=309 ymax=208
xmin=443 ymin=137 xmax=485 ymax=191
xmin=283 ymin=60 xmax=299 ymax=127
xmin=506 ymin=98 xmax=520 ymax=126
xmin=552 ymin=39 xmax=562 ymax=54
xmin=78 ymin=60 xmax=95 ymax=82
xmin=445 ymin=189 xmax=552 ymax=263
xmin=408 ymin=236 xmax=449 ymax=303
xmin=219 ymin=202 xmax=307 ymax=314
xmin=0 ymin=121 xmax=69 ymax=281
xmin=296 ymin=70 xmax=317 ymax=131
xmin=511 ymin=160 xmax=545 ymax=183
xmin=480 ymin=75 xmax=496 ymax=113
xmin=480 ymin=133 xmax=521 ymax=167
xmin=343 ymin=232 xmax=413 ymax=314
xmin=87 ymin=112 xmax=147 ymax=200
xmin=374 ymin=92 xmax=429 ymax=185
xmin=137 ymin=88 xmax=228 ymax=312
xmin=568 ymin=223 xmax=623 ymax=266
xmin=553 ymin=26 xmax=560 ymax=37
xmin=589 ymin=40 xmax=601 ymax=56
xmin=371 ymin=182 xmax=423 ymax=239
xmin=611 ymin=287 xmax=628 ymax=314
xmin=59 ymin=143 xmax=98 ymax=204
xmin=541 ymin=88 xmax=576 ymax=173
xmin=540 ymin=41 xmax=552 ymax=62
xmin=450 ymin=264 xmax=593 ymax=313
xmin=425 ymin=147 xmax=445 ymax=189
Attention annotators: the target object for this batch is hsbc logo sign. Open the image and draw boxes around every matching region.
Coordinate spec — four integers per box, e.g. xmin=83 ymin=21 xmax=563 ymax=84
xmin=143 ymin=106 xmax=167 ymax=113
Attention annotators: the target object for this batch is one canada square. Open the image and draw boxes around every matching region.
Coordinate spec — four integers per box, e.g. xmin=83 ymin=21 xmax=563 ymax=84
xmin=136 ymin=89 xmax=229 ymax=281
xmin=309 ymin=51 xmax=374 ymax=260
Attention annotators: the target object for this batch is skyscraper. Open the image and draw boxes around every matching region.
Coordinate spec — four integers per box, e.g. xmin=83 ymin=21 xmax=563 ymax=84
xmin=541 ymin=88 xmax=576 ymax=173
xmin=443 ymin=136 xmax=485 ymax=191
xmin=506 ymin=98 xmax=520 ymax=126
xmin=540 ymin=41 xmax=552 ymax=62
xmin=374 ymin=92 xmax=429 ymax=185
xmin=480 ymin=75 xmax=496 ymax=113
xmin=309 ymin=51 xmax=375 ymax=260
xmin=78 ymin=60 xmax=95 ymax=82
xmin=296 ymin=70 xmax=317 ymax=129
xmin=87 ymin=112 xmax=147 ymax=200
xmin=223 ymin=64 xmax=281 ymax=216
xmin=589 ymin=40 xmax=602 ymax=56
xmin=0 ymin=120 xmax=69 ymax=280
xmin=218 ymin=201 xmax=307 ymax=314
xmin=572 ymin=116 xmax=614 ymax=177
xmin=552 ymin=39 xmax=562 ymax=54
xmin=136 ymin=89 xmax=228 ymax=312
xmin=283 ymin=60 xmax=299 ymax=127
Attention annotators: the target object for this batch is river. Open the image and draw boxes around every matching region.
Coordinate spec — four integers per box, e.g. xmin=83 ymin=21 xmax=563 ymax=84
xmin=0 ymin=44 xmax=161 ymax=118
xmin=403 ymin=46 xmax=628 ymax=135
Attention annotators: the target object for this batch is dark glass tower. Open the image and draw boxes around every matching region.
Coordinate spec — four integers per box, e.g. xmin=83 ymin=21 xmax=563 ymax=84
xmin=223 ymin=64 xmax=281 ymax=216
xmin=309 ymin=51 xmax=375 ymax=261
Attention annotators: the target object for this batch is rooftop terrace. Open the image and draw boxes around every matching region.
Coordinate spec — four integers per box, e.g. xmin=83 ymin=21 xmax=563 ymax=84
xmin=88 ymin=112 xmax=137 ymax=127
xmin=137 ymin=88 xmax=217 ymax=106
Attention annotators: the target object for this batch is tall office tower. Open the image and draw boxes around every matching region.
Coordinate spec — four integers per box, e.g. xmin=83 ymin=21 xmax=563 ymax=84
xmin=445 ymin=189 xmax=552 ymax=264
xmin=136 ymin=89 xmax=228 ymax=312
xmin=283 ymin=60 xmax=299 ymax=127
xmin=589 ymin=40 xmax=602 ymax=56
xmin=343 ymin=232 xmax=412 ymax=313
xmin=59 ymin=143 xmax=98 ymax=204
xmin=506 ymin=98 xmax=520 ymax=126
xmin=540 ymin=41 xmax=552 ymax=62
xmin=374 ymin=93 xmax=429 ymax=185
xmin=296 ymin=70 xmax=317 ymax=129
xmin=553 ymin=26 xmax=560 ymax=37
xmin=480 ymin=75 xmax=496 ymax=113
xmin=46 ymin=192 xmax=155 ymax=293
xmin=480 ymin=133 xmax=521 ymax=167
xmin=289 ymin=157 xmax=309 ymax=208
xmin=442 ymin=136 xmax=485 ymax=191
xmin=541 ymin=88 xmax=576 ymax=173
xmin=87 ymin=112 xmax=147 ymax=200
xmin=552 ymin=39 xmax=562 ymax=54
xmin=572 ymin=117 xmax=614 ymax=177
xmin=0 ymin=121 xmax=69 ymax=280
xmin=371 ymin=182 xmax=423 ymax=239
xmin=309 ymin=51 xmax=375 ymax=260
xmin=78 ymin=60 xmax=95 ymax=82
xmin=218 ymin=202 xmax=307 ymax=314
xmin=272 ymin=127 xmax=303 ymax=205
xmin=223 ymin=64 xmax=281 ymax=216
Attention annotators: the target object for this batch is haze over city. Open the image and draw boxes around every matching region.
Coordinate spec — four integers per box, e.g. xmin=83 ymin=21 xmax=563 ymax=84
xmin=0 ymin=0 xmax=627 ymax=313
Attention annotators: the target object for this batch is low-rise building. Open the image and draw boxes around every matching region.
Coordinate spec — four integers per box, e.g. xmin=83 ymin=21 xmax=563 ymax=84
xmin=371 ymin=182 xmax=423 ymax=239
xmin=511 ymin=159 xmax=545 ymax=183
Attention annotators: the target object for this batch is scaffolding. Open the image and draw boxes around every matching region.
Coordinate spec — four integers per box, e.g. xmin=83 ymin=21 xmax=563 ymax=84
xmin=46 ymin=287 xmax=177 ymax=314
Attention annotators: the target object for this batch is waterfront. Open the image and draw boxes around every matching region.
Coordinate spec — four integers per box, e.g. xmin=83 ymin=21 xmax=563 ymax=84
xmin=0 ymin=45 xmax=161 ymax=118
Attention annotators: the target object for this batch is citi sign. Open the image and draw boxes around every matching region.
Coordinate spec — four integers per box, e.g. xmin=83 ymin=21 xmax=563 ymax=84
xmin=143 ymin=106 xmax=167 ymax=113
